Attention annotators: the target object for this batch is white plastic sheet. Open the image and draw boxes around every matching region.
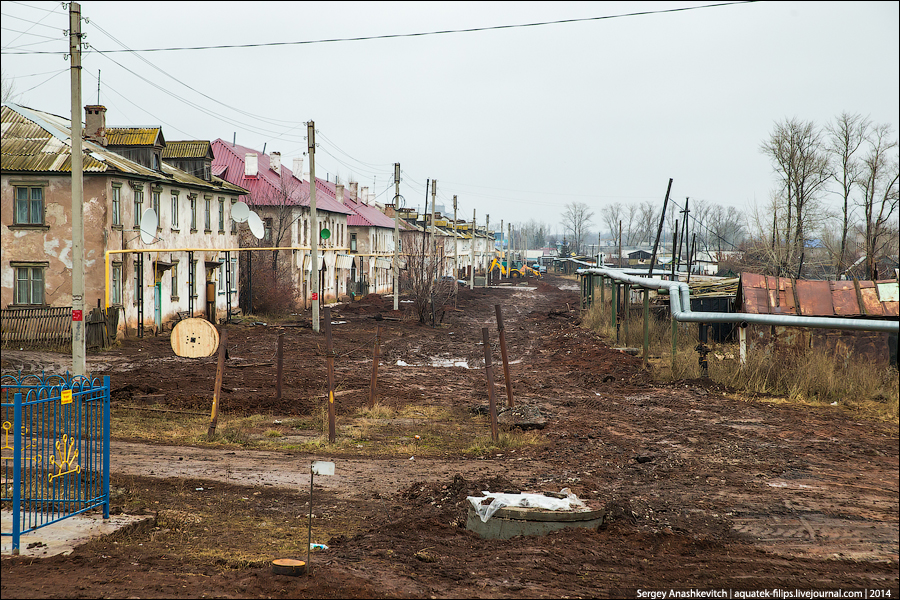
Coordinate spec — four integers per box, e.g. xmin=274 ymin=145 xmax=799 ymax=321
xmin=466 ymin=488 xmax=586 ymax=523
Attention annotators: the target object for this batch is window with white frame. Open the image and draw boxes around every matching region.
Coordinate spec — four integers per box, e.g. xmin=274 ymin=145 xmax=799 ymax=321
xmin=14 ymin=185 xmax=44 ymax=225
xmin=218 ymin=198 xmax=225 ymax=233
xmin=152 ymin=188 xmax=161 ymax=224
xmin=171 ymin=191 xmax=179 ymax=228
xmin=190 ymin=196 xmax=197 ymax=230
xmin=230 ymin=257 xmax=237 ymax=292
xmin=14 ymin=265 xmax=45 ymax=305
xmin=204 ymin=197 xmax=212 ymax=231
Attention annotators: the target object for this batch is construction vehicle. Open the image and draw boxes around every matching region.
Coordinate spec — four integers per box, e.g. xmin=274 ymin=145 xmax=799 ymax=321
xmin=488 ymin=258 xmax=541 ymax=279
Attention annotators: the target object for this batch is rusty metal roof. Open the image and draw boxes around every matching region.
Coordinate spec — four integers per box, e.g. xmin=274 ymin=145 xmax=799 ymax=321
xmin=737 ymin=272 xmax=899 ymax=318
xmin=106 ymin=127 xmax=165 ymax=147
xmin=2 ymin=103 xmax=247 ymax=197
xmin=162 ymin=140 xmax=212 ymax=159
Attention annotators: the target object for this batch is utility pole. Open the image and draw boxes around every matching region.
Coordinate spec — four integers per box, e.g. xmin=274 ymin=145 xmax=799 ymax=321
xmin=648 ymin=178 xmax=673 ymax=278
xmin=393 ymin=163 xmax=400 ymax=311
xmin=499 ymin=219 xmax=504 ymax=278
xmin=430 ymin=179 xmax=437 ymax=271
xmin=70 ymin=2 xmax=85 ymax=377
xmin=484 ymin=214 xmax=490 ymax=288
xmin=470 ymin=209 xmax=476 ymax=290
xmin=453 ymin=195 xmax=458 ymax=280
xmin=308 ymin=121 xmax=319 ymax=333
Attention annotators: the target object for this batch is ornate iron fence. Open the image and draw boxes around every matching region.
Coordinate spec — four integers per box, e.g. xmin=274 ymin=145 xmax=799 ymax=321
xmin=1 ymin=373 xmax=110 ymax=554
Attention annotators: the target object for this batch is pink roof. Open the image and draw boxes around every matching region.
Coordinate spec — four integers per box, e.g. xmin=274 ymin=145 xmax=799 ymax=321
xmin=211 ymin=139 xmax=352 ymax=215
xmin=313 ymin=179 xmax=397 ymax=229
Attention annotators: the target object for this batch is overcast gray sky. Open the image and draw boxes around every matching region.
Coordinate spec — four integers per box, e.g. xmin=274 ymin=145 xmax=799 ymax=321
xmin=3 ymin=1 xmax=898 ymax=236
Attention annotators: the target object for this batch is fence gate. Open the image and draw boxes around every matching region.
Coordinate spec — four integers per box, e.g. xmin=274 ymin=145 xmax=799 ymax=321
xmin=1 ymin=373 xmax=110 ymax=554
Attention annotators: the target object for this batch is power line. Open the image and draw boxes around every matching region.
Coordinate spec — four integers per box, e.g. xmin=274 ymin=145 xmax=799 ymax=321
xmin=3 ymin=2 xmax=758 ymax=55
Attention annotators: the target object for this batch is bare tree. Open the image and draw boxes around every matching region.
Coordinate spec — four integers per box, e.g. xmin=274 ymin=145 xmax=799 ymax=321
xmin=401 ymin=234 xmax=456 ymax=324
xmin=760 ymin=118 xmax=831 ymax=275
xmin=560 ymin=202 xmax=594 ymax=255
xmin=857 ymin=123 xmax=899 ymax=279
xmin=1 ymin=70 xmax=17 ymax=103
xmin=826 ymin=112 xmax=869 ymax=274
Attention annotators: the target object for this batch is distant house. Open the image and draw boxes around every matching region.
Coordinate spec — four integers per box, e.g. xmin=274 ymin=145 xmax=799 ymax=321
xmin=211 ymin=141 xmax=358 ymax=306
xmin=1 ymin=103 xmax=248 ymax=336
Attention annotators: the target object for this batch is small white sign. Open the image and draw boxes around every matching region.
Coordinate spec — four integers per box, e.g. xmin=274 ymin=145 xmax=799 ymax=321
xmin=311 ymin=461 xmax=334 ymax=476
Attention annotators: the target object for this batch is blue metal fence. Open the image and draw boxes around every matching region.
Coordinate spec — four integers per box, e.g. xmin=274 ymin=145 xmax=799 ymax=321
xmin=1 ymin=373 xmax=110 ymax=554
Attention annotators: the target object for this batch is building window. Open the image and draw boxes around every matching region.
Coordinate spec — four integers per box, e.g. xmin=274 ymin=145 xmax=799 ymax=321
xmin=218 ymin=198 xmax=225 ymax=233
xmin=111 ymin=185 xmax=122 ymax=226
xmin=218 ymin=262 xmax=226 ymax=293
xmin=230 ymin=257 xmax=237 ymax=292
xmin=171 ymin=192 xmax=179 ymax=228
xmin=111 ymin=263 xmax=123 ymax=305
xmin=350 ymin=233 xmax=357 ymax=252
xmin=133 ymin=188 xmax=144 ymax=229
xmin=134 ymin=261 xmax=141 ymax=305
xmin=170 ymin=263 xmax=179 ymax=300
xmin=264 ymin=218 xmax=273 ymax=243
xmin=152 ymin=189 xmax=161 ymax=224
xmin=204 ymin=197 xmax=211 ymax=231
xmin=190 ymin=196 xmax=197 ymax=230
xmin=230 ymin=199 xmax=238 ymax=234
xmin=15 ymin=186 xmax=44 ymax=225
xmin=15 ymin=266 xmax=44 ymax=305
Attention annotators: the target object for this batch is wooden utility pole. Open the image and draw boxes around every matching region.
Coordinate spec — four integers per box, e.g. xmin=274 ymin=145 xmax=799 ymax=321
xmin=207 ymin=328 xmax=227 ymax=440
xmin=393 ymin=163 xmax=400 ymax=311
xmin=308 ymin=122 xmax=320 ymax=333
xmin=495 ymin=305 xmax=514 ymax=408
xmin=430 ymin=179 xmax=437 ymax=266
xmin=70 ymin=2 xmax=85 ymax=376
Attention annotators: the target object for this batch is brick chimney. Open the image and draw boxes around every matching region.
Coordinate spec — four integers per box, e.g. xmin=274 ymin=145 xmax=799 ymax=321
xmin=349 ymin=181 xmax=359 ymax=201
xmin=336 ymin=184 xmax=344 ymax=204
xmin=270 ymin=151 xmax=281 ymax=175
xmin=84 ymin=105 xmax=107 ymax=146
xmin=292 ymin=157 xmax=304 ymax=180
xmin=245 ymin=153 xmax=258 ymax=177
xmin=360 ymin=186 xmax=368 ymax=206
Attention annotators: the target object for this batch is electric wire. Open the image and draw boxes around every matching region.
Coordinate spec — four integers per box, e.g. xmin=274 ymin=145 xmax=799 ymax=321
xmin=3 ymin=2 xmax=758 ymax=55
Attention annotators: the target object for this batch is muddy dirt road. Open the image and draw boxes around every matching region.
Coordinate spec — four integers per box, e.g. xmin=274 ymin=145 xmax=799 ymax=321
xmin=2 ymin=274 xmax=898 ymax=599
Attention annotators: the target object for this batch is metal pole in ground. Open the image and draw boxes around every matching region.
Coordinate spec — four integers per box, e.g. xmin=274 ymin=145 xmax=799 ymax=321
xmin=642 ymin=289 xmax=650 ymax=368
xmin=324 ymin=307 xmax=336 ymax=443
xmin=369 ymin=325 xmax=380 ymax=408
xmin=495 ymin=305 xmax=514 ymax=408
xmin=481 ymin=327 xmax=499 ymax=442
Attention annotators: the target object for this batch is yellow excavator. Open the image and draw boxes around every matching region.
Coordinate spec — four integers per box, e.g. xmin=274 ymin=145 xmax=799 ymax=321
xmin=489 ymin=258 xmax=541 ymax=279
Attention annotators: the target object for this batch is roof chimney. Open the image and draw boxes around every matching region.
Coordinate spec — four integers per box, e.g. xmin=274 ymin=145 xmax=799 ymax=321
xmin=84 ymin=105 xmax=107 ymax=146
xmin=336 ymin=184 xmax=344 ymax=204
xmin=292 ymin=157 xmax=304 ymax=180
xmin=270 ymin=151 xmax=281 ymax=175
xmin=245 ymin=153 xmax=258 ymax=178
xmin=349 ymin=181 xmax=359 ymax=200
xmin=360 ymin=186 xmax=368 ymax=206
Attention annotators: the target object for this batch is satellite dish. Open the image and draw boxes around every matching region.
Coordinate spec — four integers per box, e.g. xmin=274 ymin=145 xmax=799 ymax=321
xmin=247 ymin=210 xmax=265 ymax=239
xmin=231 ymin=201 xmax=250 ymax=224
xmin=320 ymin=228 xmax=331 ymax=240
xmin=171 ymin=318 xmax=220 ymax=358
xmin=140 ymin=208 xmax=158 ymax=244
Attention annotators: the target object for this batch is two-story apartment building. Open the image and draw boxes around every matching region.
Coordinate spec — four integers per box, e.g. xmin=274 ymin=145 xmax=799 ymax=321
xmin=1 ymin=103 xmax=248 ymax=336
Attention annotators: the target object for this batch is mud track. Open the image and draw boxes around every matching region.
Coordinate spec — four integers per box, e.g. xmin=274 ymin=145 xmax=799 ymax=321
xmin=2 ymin=273 xmax=897 ymax=598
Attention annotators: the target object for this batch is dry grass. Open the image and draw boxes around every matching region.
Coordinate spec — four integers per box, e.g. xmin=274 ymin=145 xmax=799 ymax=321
xmin=582 ymin=299 xmax=899 ymax=423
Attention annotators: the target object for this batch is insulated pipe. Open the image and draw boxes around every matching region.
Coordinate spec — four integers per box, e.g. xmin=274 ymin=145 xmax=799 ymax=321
xmin=578 ymin=268 xmax=899 ymax=334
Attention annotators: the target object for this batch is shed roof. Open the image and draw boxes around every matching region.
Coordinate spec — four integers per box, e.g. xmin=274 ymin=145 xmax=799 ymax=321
xmin=106 ymin=127 xmax=165 ymax=147
xmin=736 ymin=272 xmax=899 ymax=318
xmin=162 ymin=140 xmax=213 ymax=160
